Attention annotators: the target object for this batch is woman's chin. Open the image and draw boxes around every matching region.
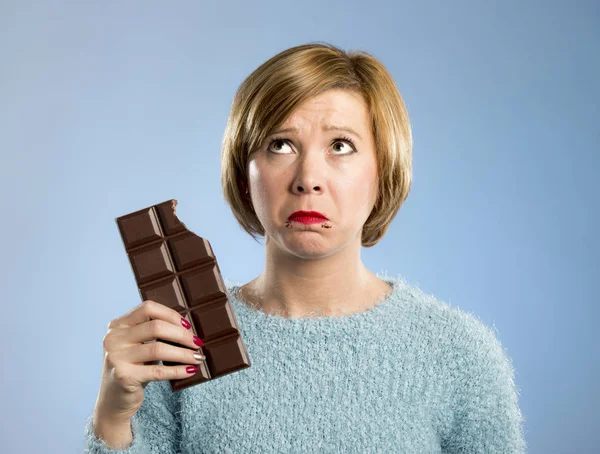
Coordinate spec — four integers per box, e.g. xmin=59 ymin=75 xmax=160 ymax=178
xmin=281 ymin=236 xmax=337 ymax=259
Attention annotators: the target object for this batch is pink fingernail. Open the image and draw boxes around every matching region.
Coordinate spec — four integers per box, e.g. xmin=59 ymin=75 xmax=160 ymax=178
xmin=181 ymin=318 xmax=191 ymax=329
xmin=186 ymin=366 xmax=198 ymax=374
xmin=193 ymin=335 xmax=204 ymax=347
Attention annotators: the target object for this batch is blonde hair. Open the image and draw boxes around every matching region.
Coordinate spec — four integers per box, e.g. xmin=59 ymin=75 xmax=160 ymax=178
xmin=220 ymin=41 xmax=412 ymax=247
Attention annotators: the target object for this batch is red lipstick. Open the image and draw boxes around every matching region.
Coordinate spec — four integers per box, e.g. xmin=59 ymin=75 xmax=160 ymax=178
xmin=287 ymin=210 xmax=329 ymax=225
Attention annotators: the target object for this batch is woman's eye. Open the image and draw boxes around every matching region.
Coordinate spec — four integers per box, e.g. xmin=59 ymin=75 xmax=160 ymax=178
xmin=268 ymin=139 xmax=291 ymax=153
xmin=331 ymin=141 xmax=354 ymax=154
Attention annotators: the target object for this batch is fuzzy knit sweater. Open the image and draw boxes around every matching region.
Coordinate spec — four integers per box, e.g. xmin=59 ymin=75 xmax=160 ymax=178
xmin=84 ymin=274 xmax=526 ymax=453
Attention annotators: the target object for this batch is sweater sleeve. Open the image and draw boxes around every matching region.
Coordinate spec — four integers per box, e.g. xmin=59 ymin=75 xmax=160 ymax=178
xmin=442 ymin=320 xmax=527 ymax=454
xmin=84 ymin=380 xmax=181 ymax=454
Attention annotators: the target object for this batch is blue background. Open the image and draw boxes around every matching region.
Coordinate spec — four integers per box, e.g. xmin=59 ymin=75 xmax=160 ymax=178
xmin=1 ymin=1 xmax=598 ymax=452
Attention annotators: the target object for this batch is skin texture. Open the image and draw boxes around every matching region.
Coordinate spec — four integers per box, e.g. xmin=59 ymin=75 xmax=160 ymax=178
xmin=239 ymin=89 xmax=392 ymax=319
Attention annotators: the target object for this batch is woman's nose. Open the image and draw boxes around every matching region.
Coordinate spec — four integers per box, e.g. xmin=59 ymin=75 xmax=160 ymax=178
xmin=291 ymin=150 xmax=326 ymax=194
xmin=293 ymin=167 xmax=323 ymax=193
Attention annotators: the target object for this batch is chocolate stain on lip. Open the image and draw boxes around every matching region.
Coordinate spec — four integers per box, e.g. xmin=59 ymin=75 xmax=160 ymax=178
xmin=285 ymin=220 xmax=331 ymax=229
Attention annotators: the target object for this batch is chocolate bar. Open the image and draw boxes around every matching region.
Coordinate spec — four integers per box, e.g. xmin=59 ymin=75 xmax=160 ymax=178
xmin=115 ymin=199 xmax=251 ymax=392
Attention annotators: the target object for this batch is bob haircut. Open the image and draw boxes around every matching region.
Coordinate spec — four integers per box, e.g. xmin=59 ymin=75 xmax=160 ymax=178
xmin=221 ymin=41 xmax=412 ymax=248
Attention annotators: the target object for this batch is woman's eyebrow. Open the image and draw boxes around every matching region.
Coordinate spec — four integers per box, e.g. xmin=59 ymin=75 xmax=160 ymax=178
xmin=267 ymin=125 xmax=363 ymax=141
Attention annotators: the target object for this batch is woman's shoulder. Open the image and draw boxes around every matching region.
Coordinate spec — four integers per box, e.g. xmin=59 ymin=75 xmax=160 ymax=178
xmin=387 ymin=274 xmax=502 ymax=348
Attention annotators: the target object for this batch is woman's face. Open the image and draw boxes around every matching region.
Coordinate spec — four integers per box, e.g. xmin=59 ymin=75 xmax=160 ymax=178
xmin=247 ymin=89 xmax=379 ymax=259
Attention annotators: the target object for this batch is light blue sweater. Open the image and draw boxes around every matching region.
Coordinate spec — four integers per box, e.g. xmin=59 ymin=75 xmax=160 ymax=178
xmin=84 ymin=274 xmax=526 ymax=453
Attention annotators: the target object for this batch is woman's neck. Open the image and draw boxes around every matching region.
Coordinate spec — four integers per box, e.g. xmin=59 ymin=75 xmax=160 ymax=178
xmin=240 ymin=241 xmax=391 ymax=318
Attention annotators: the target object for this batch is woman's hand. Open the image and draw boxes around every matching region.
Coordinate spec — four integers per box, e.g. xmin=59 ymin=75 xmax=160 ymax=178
xmin=93 ymin=300 xmax=205 ymax=422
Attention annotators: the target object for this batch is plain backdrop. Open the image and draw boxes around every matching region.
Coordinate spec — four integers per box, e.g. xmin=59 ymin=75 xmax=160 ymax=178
xmin=0 ymin=1 xmax=598 ymax=453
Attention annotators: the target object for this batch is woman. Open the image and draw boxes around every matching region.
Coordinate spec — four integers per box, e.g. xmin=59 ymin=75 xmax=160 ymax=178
xmin=85 ymin=42 xmax=526 ymax=453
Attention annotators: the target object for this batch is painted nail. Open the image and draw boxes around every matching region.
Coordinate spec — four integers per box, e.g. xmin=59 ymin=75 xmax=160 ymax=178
xmin=186 ymin=366 xmax=198 ymax=374
xmin=193 ymin=335 xmax=204 ymax=347
xmin=181 ymin=318 xmax=191 ymax=330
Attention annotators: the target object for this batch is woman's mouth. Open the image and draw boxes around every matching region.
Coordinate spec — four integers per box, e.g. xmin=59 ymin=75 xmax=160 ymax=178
xmin=287 ymin=211 xmax=329 ymax=225
xmin=288 ymin=216 xmax=327 ymax=225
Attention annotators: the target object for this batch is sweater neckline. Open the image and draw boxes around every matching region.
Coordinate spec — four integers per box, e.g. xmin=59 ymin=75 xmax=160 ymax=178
xmin=224 ymin=274 xmax=405 ymax=326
